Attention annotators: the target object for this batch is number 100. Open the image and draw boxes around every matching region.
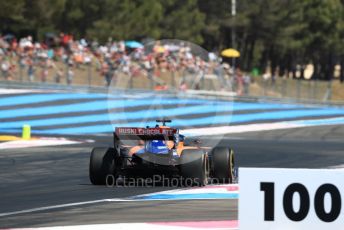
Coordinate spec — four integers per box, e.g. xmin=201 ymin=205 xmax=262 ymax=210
xmin=260 ymin=182 xmax=341 ymax=222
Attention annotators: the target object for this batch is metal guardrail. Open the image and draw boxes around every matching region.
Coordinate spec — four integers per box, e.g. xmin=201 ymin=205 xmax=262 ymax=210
xmin=1 ymin=80 xmax=344 ymax=107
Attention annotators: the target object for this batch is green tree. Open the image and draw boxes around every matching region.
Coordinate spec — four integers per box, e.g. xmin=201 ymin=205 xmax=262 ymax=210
xmin=0 ymin=0 xmax=25 ymax=33
xmin=197 ymin=0 xmax=228 ymax=50
xmin=161 ymin=0 xmax=205 ymax=44
xmin=58 ymin=0 xmax=106 ymax=38
xmin=87 ymin=0 xmax=163 ymax=42
xmin=301 ymin=0 xmax=343 ymax=79
xmin=23 ymin=0 xmax=66 ymax=38
xmin=275 ymin=0 xmax=344 ymax=79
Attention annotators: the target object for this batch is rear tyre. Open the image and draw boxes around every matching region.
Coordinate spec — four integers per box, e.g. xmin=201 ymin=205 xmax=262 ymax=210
xmin=180 ymin=149 xmax=209 ymax=186
xmin=89 ymin=147 xmax=116 ymax=185
xmin=212 ymin=147 xmax=235 ymax=183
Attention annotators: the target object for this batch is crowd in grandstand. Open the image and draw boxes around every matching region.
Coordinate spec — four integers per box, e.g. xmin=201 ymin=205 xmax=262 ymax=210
xmin=0 ymin=33 xmax=250 ymax=95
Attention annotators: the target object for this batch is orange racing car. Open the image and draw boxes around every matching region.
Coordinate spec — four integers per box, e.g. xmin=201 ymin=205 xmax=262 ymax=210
xmin=89 ymin=119 xmax=235 ymax=186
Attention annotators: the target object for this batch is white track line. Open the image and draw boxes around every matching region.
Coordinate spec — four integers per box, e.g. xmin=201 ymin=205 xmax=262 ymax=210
xmin=0 ymin=199 xmax=124 ymax=217
xmin=181 ymin=116 xmax=344 ymax=136
xmin=0 ymin=138 xmax=94 ymax=149
xmin=0 ymin=88 xmax=51 ymax=94
xmin=181 ymin=122 xmax=302 ymax=136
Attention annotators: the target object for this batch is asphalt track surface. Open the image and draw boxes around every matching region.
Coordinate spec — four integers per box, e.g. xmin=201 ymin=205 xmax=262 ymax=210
xmin=1 ymin=125 xmax=344 ymax=228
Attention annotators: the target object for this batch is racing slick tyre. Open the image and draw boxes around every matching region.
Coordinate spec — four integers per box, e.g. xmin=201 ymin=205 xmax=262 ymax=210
xmin=180 ymin=149 xmax=209 ymax=187
xmin=212 ymin=147 xmax=235 ymax=184
xmin=89 ymin=147 xmax=116 ymax=185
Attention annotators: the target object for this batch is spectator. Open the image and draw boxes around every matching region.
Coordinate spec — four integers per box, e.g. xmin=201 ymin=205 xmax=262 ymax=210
xmin=67 ymin=67 xmax=74 ymax=85
xmin=27 ymin=58 xmax=35 ymax=82
xmin=1 ymin=57 xmax=10 ymax=79
xmin=236 ymin=67 xmax=244 ymax=95
xmin=243 ymin=74 xmax=251 ymax=95
xmin=101 ymin=61 xmax=110 ymax=86
xmin=55 ymin=68 xmax=63 ymax=83
xmin=41 ymin=68 xmax=48 ymax=82
xmin=40 ymin=60 xmax=49 ymax=82
xmin=179 ymin=81 xmax=187 ymax=91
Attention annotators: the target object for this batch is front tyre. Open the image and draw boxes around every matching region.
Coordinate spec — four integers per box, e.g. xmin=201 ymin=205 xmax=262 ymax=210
xmin=212 ymin=147 xmax=235 ymax=183
xmin=89 ymin=147 xmax=116 ymax=185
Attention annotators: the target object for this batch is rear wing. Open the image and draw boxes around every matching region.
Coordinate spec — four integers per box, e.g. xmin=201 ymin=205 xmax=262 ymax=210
xmin=114 ymin=127 xmax=178 ymax=144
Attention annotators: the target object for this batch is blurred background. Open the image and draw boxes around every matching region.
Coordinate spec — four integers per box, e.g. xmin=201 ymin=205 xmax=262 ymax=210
xmin=0 ymin=0 xmax=344 ymax=101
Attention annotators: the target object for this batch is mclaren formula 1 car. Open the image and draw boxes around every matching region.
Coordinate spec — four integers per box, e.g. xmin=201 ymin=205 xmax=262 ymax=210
xmin=89 ymin=119 xmax=235 ymax=186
